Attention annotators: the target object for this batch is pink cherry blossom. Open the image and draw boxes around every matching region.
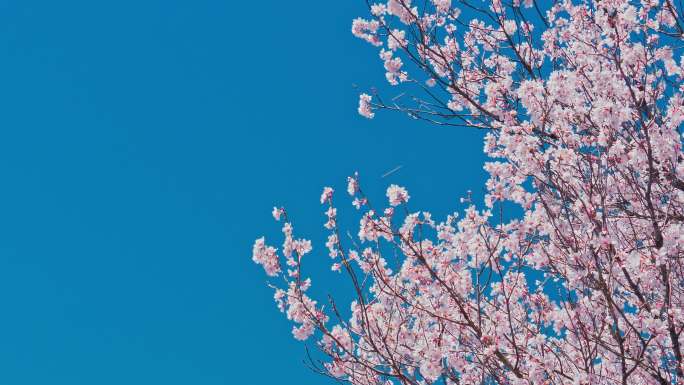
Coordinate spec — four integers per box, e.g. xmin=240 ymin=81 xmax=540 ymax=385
xmin=386 ymin=184 xmax=409 ymax=206
xmin=320 ymin=186 xmax=334 ymax=204
xmin=251 ymin=237 xmax=280 ymax=277
xmin=351 ymin=18 xmax=381 ymax=47
xmin=357 ymin=93 xmax=374 ymax=119
xmin=432 ymin=0 xmax=451 ymax=13
xmin=271 ymin=206 xmax=282 ymax=221
xmin=346 ymin=174 xmax=358 ymax=196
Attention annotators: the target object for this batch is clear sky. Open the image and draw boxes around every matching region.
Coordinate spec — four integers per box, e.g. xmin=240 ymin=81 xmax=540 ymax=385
xmin=0 ymin=1 xmax=488 ymax=384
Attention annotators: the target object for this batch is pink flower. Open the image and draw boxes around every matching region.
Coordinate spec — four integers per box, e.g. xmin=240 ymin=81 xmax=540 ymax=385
xmin=347 ymin=174 xmax=358 ymax=196
xmin=386 ymin=184 xmax=410 ymax=206
xmin=358 ymin=93 xmax=374 ymax=119
xmin=387 ymin=0 xmax=416 ymax=24
xmin=292 ymin=322 xmax=314 ymax=341
xmin=320 ymin=186 xmax=334 ymax=204
xmin=387 ymin=29 xmax=407 ymax=51
xmin=380 ymin=49 xmax=407 ymax=85
xmin=351 ymin=18 xmax=382 ymax=46
xmin=272 ymin=206 xmax=282 ymax=221
xmin=252 ymin=237 xmax=280 ymax=277
xmin=293 ymin=239 xmax=312 ymax=256
xmin=432 ymin=0 xmax=451 ymax=13
xmin=370 ymin=4 xmax=387 ymax=16
xmin=324 ymin=207 xmax=337 ymax=230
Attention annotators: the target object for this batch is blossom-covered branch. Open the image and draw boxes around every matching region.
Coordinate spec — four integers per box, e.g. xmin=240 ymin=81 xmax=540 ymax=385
xmin=253 ymin=1 xmax=684 ymax=384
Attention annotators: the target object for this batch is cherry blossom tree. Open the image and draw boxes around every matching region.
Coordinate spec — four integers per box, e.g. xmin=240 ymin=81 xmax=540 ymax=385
xmin=252 ymin=1 xmax=684 ymax=384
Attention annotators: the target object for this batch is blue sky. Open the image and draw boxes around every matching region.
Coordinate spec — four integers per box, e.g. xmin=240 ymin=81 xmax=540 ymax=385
xmin=0 ymin=1 xmax=488 ymax=384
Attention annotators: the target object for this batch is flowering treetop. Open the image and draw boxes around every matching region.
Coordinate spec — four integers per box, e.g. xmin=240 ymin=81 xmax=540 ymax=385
xmin=253 ymin=1 xmax=684 ymax=384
